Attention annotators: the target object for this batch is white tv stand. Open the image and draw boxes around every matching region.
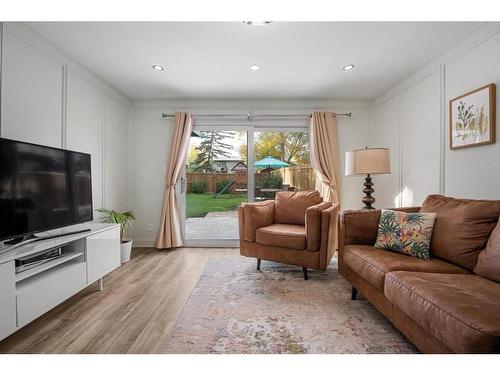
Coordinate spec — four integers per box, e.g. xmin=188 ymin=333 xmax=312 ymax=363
xmin=0 ymin=223 xmax=121 ymax=341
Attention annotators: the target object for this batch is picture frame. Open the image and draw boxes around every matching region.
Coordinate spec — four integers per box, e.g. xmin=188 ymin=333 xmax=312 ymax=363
xmin=449 ymin=83 xmax=496 ymax=150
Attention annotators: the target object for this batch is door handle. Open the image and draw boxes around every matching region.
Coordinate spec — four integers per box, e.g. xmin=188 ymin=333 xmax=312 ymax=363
xmin=181 ymin=177 xmax=186 ymax=194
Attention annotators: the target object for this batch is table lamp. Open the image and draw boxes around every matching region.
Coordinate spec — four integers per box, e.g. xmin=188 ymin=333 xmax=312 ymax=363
xmin=345 ymin=147 xmax=391 ymax=209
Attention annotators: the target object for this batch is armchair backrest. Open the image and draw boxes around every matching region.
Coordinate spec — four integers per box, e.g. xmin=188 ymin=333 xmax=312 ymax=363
xmin=274 ymin=191 xmax=322 ymax=226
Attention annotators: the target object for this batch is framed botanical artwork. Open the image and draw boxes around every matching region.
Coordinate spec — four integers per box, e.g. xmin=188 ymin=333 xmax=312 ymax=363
xmin=449 ymin=83 xmax=496 ymax=150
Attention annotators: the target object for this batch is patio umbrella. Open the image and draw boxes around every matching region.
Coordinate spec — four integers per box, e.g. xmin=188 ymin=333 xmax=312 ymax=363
xmin=254 ymin=156 xmax=290 ymax=169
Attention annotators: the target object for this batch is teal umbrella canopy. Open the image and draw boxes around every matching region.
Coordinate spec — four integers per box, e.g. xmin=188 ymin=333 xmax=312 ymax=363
xmin=255 ymin=156 xmax=290 ymax=169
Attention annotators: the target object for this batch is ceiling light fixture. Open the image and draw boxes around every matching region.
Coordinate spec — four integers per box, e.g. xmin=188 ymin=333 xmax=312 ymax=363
xmin=343 ymin=64 xmax=355 ymax=71
xmin=152 ymin=65 xmax=165 ymax=72
xmin=243 ymin=21 xmax=272 ymax=26
xmin=249 ymin=64 xmax=260 ymax=71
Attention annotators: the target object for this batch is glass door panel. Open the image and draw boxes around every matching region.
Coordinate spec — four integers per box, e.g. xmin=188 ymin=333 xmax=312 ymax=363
xmin=254 ymin=130 xmax=313 ymax=201
xmin=184 ymin=129 xmax=248 ymax=243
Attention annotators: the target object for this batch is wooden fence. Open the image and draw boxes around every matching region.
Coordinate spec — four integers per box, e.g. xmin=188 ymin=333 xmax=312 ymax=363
xmin=186 ymin=165 xmax=315 ymax=193
xmin=273 ymin=165 xmax=316 ymax=191
xmin=186 ymin=172 xmax=235 ymax=193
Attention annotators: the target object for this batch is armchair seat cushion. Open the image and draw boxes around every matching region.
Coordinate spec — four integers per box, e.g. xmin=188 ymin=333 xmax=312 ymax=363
xmin=343 ymin=244 xmax=469 ymax=291
xmin=256 ymin=224 xmax=306 ymax=251
xmin=385 ymin=271 xmax=500 ymax=353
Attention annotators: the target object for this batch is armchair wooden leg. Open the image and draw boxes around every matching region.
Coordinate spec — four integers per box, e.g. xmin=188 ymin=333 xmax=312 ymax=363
xmin=351 ymin=287 xmax=358 ymax=300
xmin=257 ymin=258 xmax=261 ymax=271
xmin=302 ymin=267 xmax=308 ymax=280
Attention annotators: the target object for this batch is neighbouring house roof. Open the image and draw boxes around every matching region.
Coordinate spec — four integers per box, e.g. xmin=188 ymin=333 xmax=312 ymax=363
xmin=214 ymin=158 xmax=244 ymax=162
xmin=231 ymin=161 xmax=247 ymax=171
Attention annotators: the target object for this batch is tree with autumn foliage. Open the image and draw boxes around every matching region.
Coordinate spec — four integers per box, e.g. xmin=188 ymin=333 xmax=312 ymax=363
xmin=239 ymin=132 xmax=310 ymax=165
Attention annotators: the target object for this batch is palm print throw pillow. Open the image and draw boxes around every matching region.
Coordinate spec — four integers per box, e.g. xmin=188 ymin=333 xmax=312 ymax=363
xmin=374 ymin=209 xmax=436 ymax=259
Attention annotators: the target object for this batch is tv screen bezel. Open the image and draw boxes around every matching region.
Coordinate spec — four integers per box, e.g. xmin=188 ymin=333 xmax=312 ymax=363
xmin=0 ymin=137 xmax=93 ymax=242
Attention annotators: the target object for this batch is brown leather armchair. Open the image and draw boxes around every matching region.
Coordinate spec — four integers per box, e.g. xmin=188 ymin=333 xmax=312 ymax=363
xmin=238 ymin=191 xmax=339 ymax=279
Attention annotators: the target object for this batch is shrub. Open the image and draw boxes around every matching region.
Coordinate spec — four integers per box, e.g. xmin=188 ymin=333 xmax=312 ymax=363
xmin=259 ymin=173 xmax=283 ymax=189
xmin=215 ymin=179 xmax=232 ymax=194
xmin=191 ymin=180 xmax=207 ymax=194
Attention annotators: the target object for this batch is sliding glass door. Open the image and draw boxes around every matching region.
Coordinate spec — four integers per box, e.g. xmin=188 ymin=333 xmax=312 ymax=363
xmin=181 ymin=125 xmax=309 ymax=247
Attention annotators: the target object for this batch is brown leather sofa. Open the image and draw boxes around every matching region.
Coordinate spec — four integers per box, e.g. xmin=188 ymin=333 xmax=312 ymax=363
xmin=239 ymin=191 xmax=339 ymax=279
xmin=338 ymin=194 xmax=500 ymax=353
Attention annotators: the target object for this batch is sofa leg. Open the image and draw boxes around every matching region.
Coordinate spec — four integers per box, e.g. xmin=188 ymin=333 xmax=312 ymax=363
xmin=302 ymin=267 xmax=308 ymax=280
xmin=351 ymin=287 xmax=358 ymax=300
xmin=257 ymin=258 xmax=261 ymax=271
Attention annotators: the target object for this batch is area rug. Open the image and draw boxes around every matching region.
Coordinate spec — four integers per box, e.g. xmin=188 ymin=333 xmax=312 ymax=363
xmin=163 ymin=257 xmax=418 ymax=354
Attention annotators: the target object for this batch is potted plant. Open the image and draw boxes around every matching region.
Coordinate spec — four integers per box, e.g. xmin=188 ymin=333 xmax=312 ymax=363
xmin=96 ymin=208 xmax=136 ymax=263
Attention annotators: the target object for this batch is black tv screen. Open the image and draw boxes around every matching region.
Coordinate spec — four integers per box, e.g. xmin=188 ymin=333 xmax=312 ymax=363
xmin=0 ymin=138 xmax=93 ymax=241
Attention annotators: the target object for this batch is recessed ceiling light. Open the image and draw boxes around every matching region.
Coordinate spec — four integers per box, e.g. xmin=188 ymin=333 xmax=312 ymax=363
xmin=249 ymin=64 xmax=260 ymax=71
xmin=343 ymin=64 xmax=355 ymax=71
xmin=152 ymin=65 xmax=164 ymax=72
xmin=243 ymin=21 xmax=272 ymax=26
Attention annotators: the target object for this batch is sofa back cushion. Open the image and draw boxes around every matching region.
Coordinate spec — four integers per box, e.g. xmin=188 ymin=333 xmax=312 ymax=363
xmin=474 ymin=216 xmax=500 ymax=282
xmin=421 ymin=195 xmax=500 ymax=270
xmin=274 ymin=191 xmax=322 ymax=225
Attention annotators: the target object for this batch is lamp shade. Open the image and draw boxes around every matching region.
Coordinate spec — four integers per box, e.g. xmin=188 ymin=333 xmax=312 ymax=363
xmin=345 ymin=148 xmax=391 ymax=176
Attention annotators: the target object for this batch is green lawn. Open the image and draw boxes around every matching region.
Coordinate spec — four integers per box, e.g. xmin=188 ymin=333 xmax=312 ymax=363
xmin=186 ymin=193 xmax=247 ymax=218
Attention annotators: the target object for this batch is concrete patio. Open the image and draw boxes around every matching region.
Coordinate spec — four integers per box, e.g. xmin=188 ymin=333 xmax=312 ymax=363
xmin=185 ymin=211 xmax=239 ymax=240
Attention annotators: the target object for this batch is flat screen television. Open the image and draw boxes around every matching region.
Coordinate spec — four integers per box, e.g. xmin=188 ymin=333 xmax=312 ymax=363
xmin=0 ymin=138 xmax=93 ymax=242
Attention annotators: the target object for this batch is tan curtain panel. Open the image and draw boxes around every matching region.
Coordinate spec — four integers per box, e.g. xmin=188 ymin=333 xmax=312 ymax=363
xmin=310 ymin=111 xmax=341 ymax=250
xmin=155 ymin=112 xmax=193 ymax=249
xmin=310 ymin=112 xmax=341 ymax=204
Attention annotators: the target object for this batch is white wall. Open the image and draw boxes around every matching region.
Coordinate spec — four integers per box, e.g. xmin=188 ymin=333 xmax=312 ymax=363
xmin=445 ymin=33 xmax=500 ymax=198
xmin=129 ymin=99 xmax=373 ymax=246
xmin=0 ymin=23 xmax=131 ymax=217
xmin=66 ymin=71 xmax=104 ymax=210
xmin=372 ymin=23 xmax=500 ymax=207
xmin=1 ymin=26 xmax=63 ymax=148
xmin=373 ymin=95 xmax=402 ymax=208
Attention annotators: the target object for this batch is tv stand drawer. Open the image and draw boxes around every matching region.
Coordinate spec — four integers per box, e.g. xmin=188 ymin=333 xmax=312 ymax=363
xmin=16 ymin=262 xmax=86 ymax=328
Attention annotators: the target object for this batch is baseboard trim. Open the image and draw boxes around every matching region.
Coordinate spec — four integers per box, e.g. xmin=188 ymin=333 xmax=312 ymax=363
xmin=132 ymin=240 xmax=155 ymax=248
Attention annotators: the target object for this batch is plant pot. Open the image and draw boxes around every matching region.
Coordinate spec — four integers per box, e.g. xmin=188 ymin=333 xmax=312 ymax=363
xmin=120 ymin=240 xmax=133 ymax=263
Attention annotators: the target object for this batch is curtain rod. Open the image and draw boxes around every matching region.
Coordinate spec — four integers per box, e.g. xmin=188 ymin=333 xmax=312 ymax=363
xmin=161 ymin=112 xmax=352 ymax=119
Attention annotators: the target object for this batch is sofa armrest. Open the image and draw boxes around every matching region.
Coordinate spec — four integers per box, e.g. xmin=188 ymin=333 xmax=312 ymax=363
xmin=339 ymin=209 xmax=382 ymax=249
xmin=239 ymin=200 xmax=275 ymax=242
xmin=318 ymin=203 xmax=340 ymax=270
xmin=338 ymin=206 xmax=422 ymax=249
xmin=305 ymin=201 xmax=333 ymax=251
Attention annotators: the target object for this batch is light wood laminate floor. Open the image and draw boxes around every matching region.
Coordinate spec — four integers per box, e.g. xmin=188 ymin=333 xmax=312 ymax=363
xmin=0 ymin=247 xmax=238 ymax=354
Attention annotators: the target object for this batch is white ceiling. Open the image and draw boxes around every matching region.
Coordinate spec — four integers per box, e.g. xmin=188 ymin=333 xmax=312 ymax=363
xmin=27 ymin=22 xmax=484 ymax=100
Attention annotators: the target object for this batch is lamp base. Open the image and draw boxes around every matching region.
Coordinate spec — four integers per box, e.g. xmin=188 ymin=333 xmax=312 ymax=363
xmin=362 ymin=174 xmax=376 ymax=209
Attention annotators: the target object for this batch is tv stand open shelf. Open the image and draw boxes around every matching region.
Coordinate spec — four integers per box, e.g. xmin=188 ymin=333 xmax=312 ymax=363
xmin=15 ymin=252 xmax=84 ymax=283
xmin=0 ymin=223 xmax=121 ymax=341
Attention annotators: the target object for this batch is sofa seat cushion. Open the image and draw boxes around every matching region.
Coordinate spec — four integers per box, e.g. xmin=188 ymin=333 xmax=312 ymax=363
xmin=343 ymin=245 xmax=469 ymax=291
xmin=385 ymin=271 xmax=500 ymax=353
xmin=256 ymin=224 xmax=306 ymax=250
